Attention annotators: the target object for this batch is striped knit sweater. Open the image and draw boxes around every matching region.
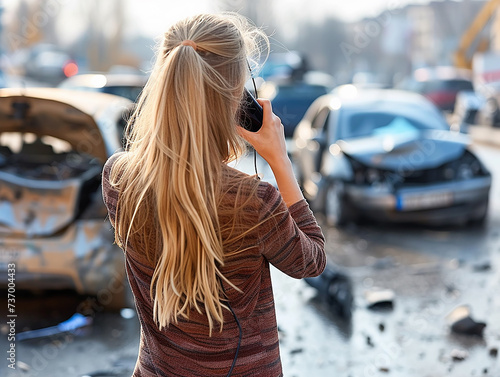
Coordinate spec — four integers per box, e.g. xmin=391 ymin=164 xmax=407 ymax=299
xmin=102 ymin=153 xmax=326 ymax=376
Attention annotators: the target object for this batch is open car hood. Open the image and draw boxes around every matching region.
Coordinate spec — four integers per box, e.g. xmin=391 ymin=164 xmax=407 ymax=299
xmin=0 ymin=88 xmax=129 ymax=237
xmin=0 ymin=88 xmax=120 ymax=162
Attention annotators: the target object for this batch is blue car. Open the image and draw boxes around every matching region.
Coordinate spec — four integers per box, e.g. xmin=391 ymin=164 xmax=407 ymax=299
xmin=292 ymin=85 xmax=491 ymax=226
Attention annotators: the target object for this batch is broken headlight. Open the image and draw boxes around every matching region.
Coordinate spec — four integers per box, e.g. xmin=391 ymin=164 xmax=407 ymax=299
xmin=349 ymin=158 xmax=386 ymax=185
xmin=442 ymin=150 xmax=488 ymax=181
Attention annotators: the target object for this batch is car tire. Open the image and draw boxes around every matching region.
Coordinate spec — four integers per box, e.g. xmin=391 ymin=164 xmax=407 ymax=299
xmin=325 ymin=181 xmax=350 ymax=227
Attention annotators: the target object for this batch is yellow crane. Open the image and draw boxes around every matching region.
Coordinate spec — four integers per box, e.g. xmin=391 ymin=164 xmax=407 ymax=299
xmin=453 ymin=0 xmax=500 ymax=70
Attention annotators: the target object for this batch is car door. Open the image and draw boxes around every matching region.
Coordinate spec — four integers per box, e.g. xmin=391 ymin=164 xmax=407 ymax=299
xmin=301 ymin=106 xmax=331 ymax=200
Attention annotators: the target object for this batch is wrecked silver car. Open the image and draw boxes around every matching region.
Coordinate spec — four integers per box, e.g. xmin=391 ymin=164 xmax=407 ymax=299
xmin=292 ymin=86 xmax=491 ymax=227
xmin=0 ymin=88 xmax=132 ymax=308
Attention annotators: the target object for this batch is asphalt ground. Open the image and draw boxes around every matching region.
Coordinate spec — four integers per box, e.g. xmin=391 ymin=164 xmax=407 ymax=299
xmin=0 ymin=132 xmax=498 ymax=377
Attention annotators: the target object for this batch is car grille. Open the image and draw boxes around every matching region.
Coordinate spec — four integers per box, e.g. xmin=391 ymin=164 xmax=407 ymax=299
xmin=397 ymin=166 xmax=449 ymax=184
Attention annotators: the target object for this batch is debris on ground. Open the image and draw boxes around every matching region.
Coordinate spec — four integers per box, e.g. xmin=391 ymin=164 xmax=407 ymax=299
xmin=304 ymin=266 xmax=353 ymax=318
xmin=17 ymin=313 xmax=93 ymax=341
xmin=450 ymin=348 xmax=469 ymax=361
xmin=489 ymin=347 xmax=498 ymax=358
xmin=17 ymin=360 xmax=31 ymax=372
xmin=366 ymin=335 xmax=374 ymax=347
xmin=472 ymin=260 xmax=492 ymax=272
xmin=364 ymin=288 xmax=395 ymax=310
xmin=446 ymin=305 xmax=486 ymax=336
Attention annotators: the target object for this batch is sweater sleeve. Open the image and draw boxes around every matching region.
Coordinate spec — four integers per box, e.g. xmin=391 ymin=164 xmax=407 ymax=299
xmin=101 ymin=153 xmax=123 ymax=226
xmin=258 ymin=183 xmax=326 ymax=279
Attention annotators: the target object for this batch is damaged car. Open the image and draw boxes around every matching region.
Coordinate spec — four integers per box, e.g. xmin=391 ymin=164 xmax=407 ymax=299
xmin=292 ymin=86 xmax=491 ymax=227
xmin=0 ymin=88 xmax=133 ymax=308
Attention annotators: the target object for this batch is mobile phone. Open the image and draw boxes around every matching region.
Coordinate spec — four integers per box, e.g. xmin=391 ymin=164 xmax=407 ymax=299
xmin=238 ymin=88 xmax=263 ymax=132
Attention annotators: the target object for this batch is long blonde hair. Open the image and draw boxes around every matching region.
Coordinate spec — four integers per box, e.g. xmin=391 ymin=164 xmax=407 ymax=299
xmin=110 ymin=13 xmax=268 ymax=334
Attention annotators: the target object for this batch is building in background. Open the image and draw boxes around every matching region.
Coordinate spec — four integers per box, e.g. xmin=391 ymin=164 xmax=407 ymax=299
xmin=338 ymin=0 xmax=490 ymax=86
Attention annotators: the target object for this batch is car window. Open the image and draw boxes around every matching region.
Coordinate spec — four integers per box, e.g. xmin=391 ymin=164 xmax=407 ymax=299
xmin=339 ymin=111 xmax=445 ymax=140
xmin=443 ymin=80 xmax=473 ymax=91
xmin=419 ymin=79 xmax=473 ymax=93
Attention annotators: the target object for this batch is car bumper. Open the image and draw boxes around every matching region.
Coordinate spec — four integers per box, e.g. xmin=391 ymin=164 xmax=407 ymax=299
xmin=0 ymin=220 xmax=125 ymax=295
xmin=345 ymin=176 xmax=491 ymax=224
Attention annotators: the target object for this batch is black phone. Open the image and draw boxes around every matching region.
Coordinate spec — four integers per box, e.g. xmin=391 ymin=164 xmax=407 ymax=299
xmin=238 ymin=88 xmax=263 ymax=132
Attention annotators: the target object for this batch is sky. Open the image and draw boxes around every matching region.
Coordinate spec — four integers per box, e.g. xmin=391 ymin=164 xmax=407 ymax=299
xmin=125 ymin=0 xmax=437 ymax=38
xmin=0 ymin=0 xmax=444 ymax=51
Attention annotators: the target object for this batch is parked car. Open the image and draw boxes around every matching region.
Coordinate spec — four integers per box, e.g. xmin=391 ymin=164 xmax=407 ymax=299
xmin=59 ymin=73 xmax=148 ymax=102
xmin=474 ymin=82 xmax=500 ymax=127
xmin=398 ymin=67 xmax=474 ymax=112
xmin=0 ymin=88 xmax=133 ymax=308
xmin=260 ymin=81 xmax=330 ymax=138
xmin=292 ymin=86 xmax=491 ymax=226
xmin=23 ymin=44 xmax=79 ymax=86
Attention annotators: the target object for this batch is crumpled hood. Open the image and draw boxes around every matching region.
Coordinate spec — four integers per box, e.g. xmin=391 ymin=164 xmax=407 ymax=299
xmin=0 ymin=88 xmax=110 ymax=162
xmin=338 ymin=129 xmax=470 ymax=171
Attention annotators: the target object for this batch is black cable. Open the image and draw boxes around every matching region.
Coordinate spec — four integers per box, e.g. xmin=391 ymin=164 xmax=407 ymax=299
xmin=225 ymin=300 xmax=242 ymax=377
xmin=247 ymin=61 xmax=260 ymax=178
xmin=219 ymin=279 xmax=242 ymax=377
xmin=253 ymin=148 xmax=259 ymax=179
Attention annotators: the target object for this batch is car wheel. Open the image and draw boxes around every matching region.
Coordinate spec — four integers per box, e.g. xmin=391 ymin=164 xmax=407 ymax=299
xmin=325 ymin=181 xmax=349 ymax=227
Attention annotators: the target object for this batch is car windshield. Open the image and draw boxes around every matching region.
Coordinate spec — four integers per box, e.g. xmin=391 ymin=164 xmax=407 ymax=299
xmin=339 ymin=111 xmax=447 ymax=140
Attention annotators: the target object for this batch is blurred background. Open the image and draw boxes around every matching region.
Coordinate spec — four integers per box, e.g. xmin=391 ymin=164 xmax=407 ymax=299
xmin=1 ymin=1 xmax=500 ymax=376
xmin=0 ymin=0 xmax=498 ymax=86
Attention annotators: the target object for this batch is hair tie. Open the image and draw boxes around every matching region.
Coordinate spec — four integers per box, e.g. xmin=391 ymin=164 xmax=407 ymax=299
xmin=181 ymin=40 xmax=197 ymax=50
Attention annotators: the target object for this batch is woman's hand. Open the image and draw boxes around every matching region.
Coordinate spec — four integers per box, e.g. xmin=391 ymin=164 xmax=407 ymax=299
xmin=238 ymin=99 xmax=304 ymax=207
xmin=237 ymin=99 xmax=288 ymax=168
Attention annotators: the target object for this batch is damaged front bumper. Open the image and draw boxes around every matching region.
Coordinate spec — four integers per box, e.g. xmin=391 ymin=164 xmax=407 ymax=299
xmin=345 ymin=176 xmax=491 ymax=224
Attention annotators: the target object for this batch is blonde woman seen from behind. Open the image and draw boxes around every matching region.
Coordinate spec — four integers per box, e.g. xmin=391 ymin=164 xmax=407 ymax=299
xmin=102 ymin=13 xmax=326 ymax=377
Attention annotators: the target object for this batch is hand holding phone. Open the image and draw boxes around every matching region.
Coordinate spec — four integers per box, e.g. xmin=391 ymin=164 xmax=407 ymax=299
xmin=238 ymin=88 xmax=263 ymax=132
xmin=237 ymin=98 xmax=303 ymax=207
